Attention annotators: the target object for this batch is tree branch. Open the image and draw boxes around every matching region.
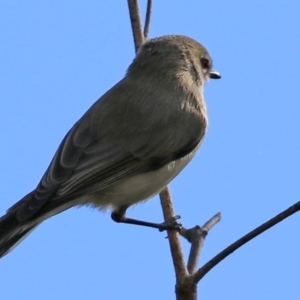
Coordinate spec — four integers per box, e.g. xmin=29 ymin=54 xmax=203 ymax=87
xmin=127 ymin=0 xmax=144 ymax=51
xmin=180 ymin=213 xmax=221 ymax=274
xmin=193 ymin=201 xmax=300 ymax=283
xmin=127 ymin=0 xmax=188 ymax=286
xmin=143 ymin=0 xmax=153 ymax=39
xmin=159 ymin=187 xmax=188 ymax=280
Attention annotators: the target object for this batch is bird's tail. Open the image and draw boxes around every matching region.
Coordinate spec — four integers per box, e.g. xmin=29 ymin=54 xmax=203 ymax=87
xmin=0 ymin=213 xmax=39 ymax=258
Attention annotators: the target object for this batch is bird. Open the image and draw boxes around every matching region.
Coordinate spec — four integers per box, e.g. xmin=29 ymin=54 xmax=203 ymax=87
xmin=0 ymin=35 xmax=220 ymax=258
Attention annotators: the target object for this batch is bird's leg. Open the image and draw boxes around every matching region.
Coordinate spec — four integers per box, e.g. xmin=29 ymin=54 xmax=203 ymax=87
xmin=111 ymin=205 xmax=182 ymax=232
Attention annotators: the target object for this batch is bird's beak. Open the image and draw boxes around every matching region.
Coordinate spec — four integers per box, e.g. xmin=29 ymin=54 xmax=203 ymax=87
xmin=209 ymin=70 xmax=221 ymax=79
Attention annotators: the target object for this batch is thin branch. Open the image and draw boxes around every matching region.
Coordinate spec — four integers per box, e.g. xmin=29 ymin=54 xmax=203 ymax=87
xmin=183 ymin=226 xmax=206 ymax=274
xmin=180 ymin=213 xmax=221 ymax=274
xmin=202 ymin=212 xmax=222 ymax=232
xmin=126 ymin=0 xmax=187 ymax=284
xmin=193 ymin=201 xmax=300 ymax=283
xmin=159 ymin=187 xmax=188 ymax=281
xmin=127 ymin=0 xmax=144 ymax=51
xmin=143 ymin=0 xmax=153 ymax=39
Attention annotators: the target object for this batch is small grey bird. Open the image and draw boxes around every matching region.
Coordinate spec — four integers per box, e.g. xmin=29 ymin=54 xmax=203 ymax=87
xmin=0 ymin=35 xmax=220 ymax=258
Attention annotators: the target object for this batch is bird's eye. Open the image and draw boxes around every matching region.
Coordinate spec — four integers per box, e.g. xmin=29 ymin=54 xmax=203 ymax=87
xmin=200 ymin=58 xmax=210 ymax=71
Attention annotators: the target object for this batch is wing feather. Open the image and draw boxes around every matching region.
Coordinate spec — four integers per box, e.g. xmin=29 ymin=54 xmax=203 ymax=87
xmin=15 ymin=76 xmax=205 ymax=221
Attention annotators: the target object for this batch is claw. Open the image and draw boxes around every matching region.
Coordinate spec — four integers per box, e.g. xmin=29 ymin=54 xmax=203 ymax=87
xmin=158 ymin=215 xmax=182 ymax=232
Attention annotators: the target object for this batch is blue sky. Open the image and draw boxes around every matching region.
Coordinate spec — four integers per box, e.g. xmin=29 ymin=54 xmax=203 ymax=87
xmin=1 ymin=1 xmax=300 ymax=299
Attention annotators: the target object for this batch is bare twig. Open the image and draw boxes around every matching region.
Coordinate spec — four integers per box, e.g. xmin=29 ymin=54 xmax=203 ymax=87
xmin=180 ymin=213 xmax=221 ymax=274
xmin=143 ymin=0 xmax=153 ymax=39
xmin=193 ymin=201 xmax=300 ymax=283
xmin=127 ymin=0 xmax=188 ymax=286
xmin=183 ymin=226 xmax=206 ymax=275
xmin=202 ymin=212 xmax=222 ymax=232
xmin=159 ymin=187 xmax=188 ymax=280
xmin=127 ymin=0 xmax=144 ymax=51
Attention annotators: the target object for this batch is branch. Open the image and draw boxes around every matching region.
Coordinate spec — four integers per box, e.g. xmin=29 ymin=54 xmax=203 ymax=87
xmin=127 ymin=0 xmax=188 ymax=285
xmin=126 ymin=3 xmax=203 ymax=298
xmin=193 ymin=201 xmax=300 ymax=283
xmin=143 ymin=0 xmax=153 ymax=39
xmin=159 ymin=187 xmax=188 ymax=280
xmin=180 ymin=213 xmax=221 ymax=274
xmin=127 ymin=0 xmax=144 ymax=51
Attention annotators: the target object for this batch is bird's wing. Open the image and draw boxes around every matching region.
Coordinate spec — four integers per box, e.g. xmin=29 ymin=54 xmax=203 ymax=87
xmin=12 ymin=77 xmax=205 ymax=221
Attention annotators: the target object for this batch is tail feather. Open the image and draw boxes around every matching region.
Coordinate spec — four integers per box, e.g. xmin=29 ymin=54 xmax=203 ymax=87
xmin=0 ymin=213 xmax=39 ymax=258
xmin=0 ymin=192 xmax=79 ymax=258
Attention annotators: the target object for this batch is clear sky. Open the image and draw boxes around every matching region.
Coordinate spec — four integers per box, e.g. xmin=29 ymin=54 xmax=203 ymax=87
xmin=1 ymin=1 xmax=300 ymax=299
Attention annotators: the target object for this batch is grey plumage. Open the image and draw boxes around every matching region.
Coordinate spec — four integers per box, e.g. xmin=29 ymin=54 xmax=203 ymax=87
xmin=0 ymin=35 xmax=220 ymax=257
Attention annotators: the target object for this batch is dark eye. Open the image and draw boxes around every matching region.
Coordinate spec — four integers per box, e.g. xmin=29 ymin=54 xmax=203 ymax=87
xmin=200 ymin=58 xmax=210 ymax=70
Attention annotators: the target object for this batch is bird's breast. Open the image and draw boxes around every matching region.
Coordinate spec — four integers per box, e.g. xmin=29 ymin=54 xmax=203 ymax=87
xmin=86 ymin=149 xmax=198 ymax=211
